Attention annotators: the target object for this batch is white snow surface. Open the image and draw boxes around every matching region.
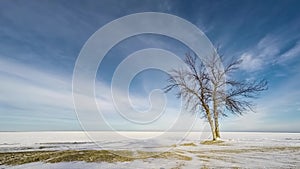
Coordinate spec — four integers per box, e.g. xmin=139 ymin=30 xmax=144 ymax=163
xmin=0 ymin=131 xmax=300 ymax=168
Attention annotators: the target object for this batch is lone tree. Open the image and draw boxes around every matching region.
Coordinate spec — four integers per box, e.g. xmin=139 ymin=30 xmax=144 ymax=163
xmin=164 ymin=50 xmax=268 ymax=141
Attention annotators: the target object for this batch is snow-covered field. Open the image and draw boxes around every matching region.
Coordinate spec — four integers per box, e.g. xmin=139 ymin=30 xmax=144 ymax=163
xmin=0 ymin=132 xmax=300 ymax=168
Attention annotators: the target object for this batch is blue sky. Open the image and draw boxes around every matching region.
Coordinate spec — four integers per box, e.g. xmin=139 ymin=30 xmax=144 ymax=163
xmin=0 ymin=0 xmax=300 ymax=132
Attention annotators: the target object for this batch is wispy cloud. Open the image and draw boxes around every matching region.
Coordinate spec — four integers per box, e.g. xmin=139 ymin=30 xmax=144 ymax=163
xmin=0 ymin=58 xmax=77 ymax=130
xmin=0 ymin=58 xmax=192 ymax=131
xmin=257 ymin=34 xmax=281 ymax=59
xmin=279 ymin=41 xmax=300 ymax=63
xmin=239 ymin=32 xmax=296 ymax=72
xmin=239 ymin=53 xmax=263 ymax=71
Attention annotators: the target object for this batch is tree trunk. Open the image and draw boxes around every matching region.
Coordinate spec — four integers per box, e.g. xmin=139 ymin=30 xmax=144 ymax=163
xmin=206 ymin=110 xmax=217 ymax=141
xmin=214 ymin=116 xmax=220 ymax=139
xmin=200 ymin=97 xmax=217 ymax=141
xmin=212 ymin=87 xmax=220 ymax=139
xmin=207 ymin=115 xmax=217 ymax=141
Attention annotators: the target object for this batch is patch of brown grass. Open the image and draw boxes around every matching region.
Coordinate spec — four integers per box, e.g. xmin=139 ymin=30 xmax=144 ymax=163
xmin=0 ymin=150 xmax=191 ymax=166
xmin=200 ymin=140 xmax=228 ymax=145
xmin=180 ymin=142 xmax=197 ymax=147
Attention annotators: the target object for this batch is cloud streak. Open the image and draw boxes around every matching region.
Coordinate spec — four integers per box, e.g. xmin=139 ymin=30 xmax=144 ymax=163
xmin=0 ymin=58 xmax=199 ymax=131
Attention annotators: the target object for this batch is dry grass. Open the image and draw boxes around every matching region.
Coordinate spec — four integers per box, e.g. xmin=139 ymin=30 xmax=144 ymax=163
xmin=180 ymin=142 xmax=197 ymax=147
xmin=0 ymin=150 xmax=191 ymax=166
xmin=200 ymin=140 xmax=230 ymax=146
xmin=197 ymin=154 xmax=237 ymax=164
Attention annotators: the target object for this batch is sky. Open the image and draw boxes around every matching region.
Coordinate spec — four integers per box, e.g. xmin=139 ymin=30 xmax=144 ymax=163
xmin=0 ymin=0 xmax=300 ymax=132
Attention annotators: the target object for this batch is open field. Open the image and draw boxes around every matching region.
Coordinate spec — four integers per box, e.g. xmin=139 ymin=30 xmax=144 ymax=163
xmin=0 ymin=132 xmax=300 ymax=168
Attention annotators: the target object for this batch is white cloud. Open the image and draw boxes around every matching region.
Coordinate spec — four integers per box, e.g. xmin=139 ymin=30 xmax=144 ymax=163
xmin=239 ymin=53 xmax=263 ymax=71
xmin=0 ymin=59 xmax=78 ymax=130
xmin=2 ymin=55 xmax=299 ymax=132
xmin=239 ymin=33 xmax=292 ymax=72
xmin=257 ymin=34 xmax=281 ymax=54
xmin=0 ymin=58 xmax=191 ymax=131
xmin=279 ymin=41 xmax=300 ymax=62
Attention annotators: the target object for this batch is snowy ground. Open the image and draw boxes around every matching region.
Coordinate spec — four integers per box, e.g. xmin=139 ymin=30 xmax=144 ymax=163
xmin=0 ymin=132 xmax=300 ymax=168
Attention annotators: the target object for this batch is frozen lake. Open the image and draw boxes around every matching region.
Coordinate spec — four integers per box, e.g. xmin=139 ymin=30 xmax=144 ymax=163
xmin=0 ymin=131 xmax=300 ymax=168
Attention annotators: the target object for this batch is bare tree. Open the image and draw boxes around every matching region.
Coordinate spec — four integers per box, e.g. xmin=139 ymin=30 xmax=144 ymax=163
xmin=204 ymin=50 xmax=268 ymax=139
xmin=165 ymin=50 xmax=268 ymax=141
xmin=164 ymin=53 xmax=217 ymax=140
